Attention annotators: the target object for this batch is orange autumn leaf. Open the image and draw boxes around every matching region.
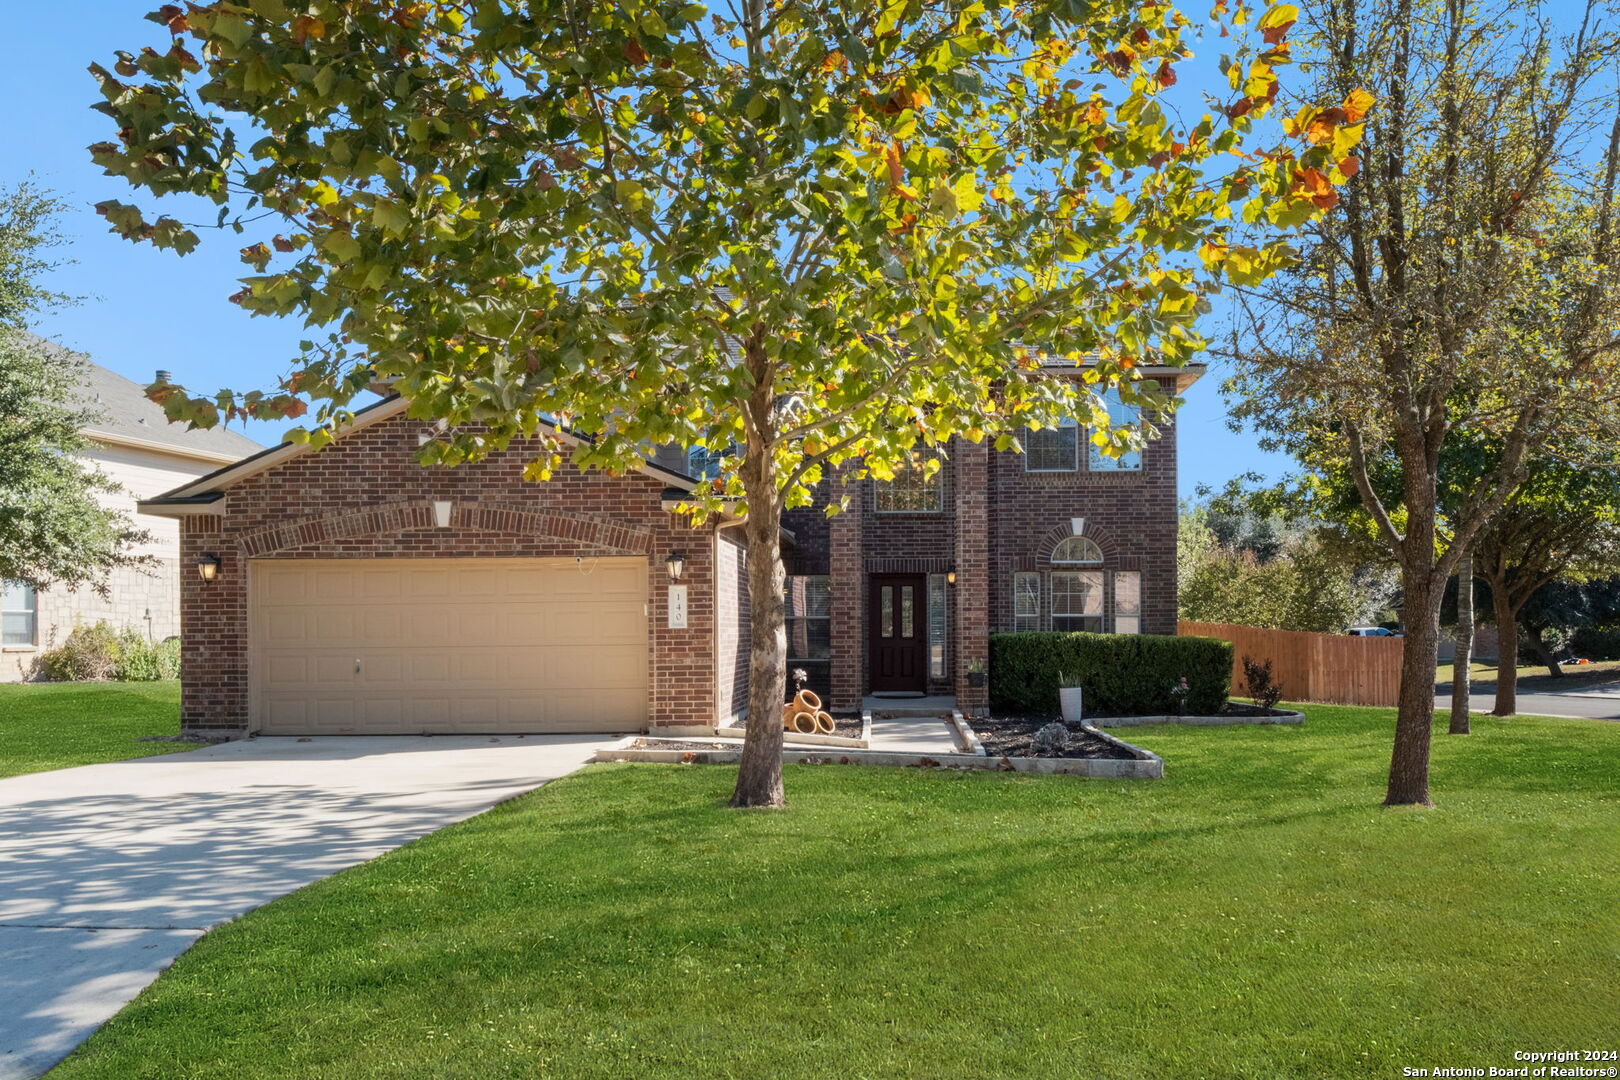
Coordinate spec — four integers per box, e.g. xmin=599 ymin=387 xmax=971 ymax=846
xmin=292 ymin=14 xmax=326 ymax=44
xmin=1339 ymin=155 xmax=1361 ymax=177
xmin=1343 ymin=87 xmax=1374 ymax=123
xmin=885 ymin=141 xmax=904 ymax=184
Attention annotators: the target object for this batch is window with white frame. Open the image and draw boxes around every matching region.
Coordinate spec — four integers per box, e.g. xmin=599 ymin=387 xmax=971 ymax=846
xmin=1051 ymin=571 xmax=1104 ymax=632
xmin=875 ymin=450 xmax=943 ymax=512
xmin=1088 ymin=387 xmax=1143 ymax=471
xmin=1024 ymin=417 xmax=1079 ymax=472
xmin=1113 ymin=571 xmax=1141 ymax=634
xmin=1051 ymin=535 xmax=1104 ymax=565
xmin=1013 ymin=572 xmax=1041 ymax=632
xmin=2 ymin=581 xmax=37 ymax=647
xmin=927 ymin=574 xmax=949 ymax=679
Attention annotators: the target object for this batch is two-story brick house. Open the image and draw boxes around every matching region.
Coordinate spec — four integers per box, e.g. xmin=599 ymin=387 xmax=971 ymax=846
xmin=142 ymin=362 xmax=1198 ymax=738
xmin=778 ymin=363 xmax=1197 ymax=716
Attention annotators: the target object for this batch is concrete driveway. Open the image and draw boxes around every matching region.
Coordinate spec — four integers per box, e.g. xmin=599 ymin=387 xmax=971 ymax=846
xmin=0 ymin=734 xmax=609 ymax=1080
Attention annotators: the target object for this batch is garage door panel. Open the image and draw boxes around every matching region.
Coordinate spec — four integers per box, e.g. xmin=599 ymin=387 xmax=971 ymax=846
xmin=252 ymin=557 xmax=649 ymax=735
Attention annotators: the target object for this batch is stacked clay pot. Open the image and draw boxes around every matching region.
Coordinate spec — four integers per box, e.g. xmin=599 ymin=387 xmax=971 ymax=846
xmin=781 ymin=689 xmax=836 ymax=735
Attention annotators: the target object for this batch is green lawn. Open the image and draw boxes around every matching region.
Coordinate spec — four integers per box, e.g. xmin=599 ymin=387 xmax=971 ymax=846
xmin=0 ymin=680 xmax=195 ymax=779
xmin=51 ymin=704 xmax=1620 ymax=1079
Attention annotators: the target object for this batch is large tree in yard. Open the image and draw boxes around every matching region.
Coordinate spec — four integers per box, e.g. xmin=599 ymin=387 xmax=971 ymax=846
xmin=91 ymin=0 xmax=1350 ymax=806
xmin=1225 ymin=0 xmax=1620 ymax=805
xmin=0 ymin=184 xmax=151 ymax=595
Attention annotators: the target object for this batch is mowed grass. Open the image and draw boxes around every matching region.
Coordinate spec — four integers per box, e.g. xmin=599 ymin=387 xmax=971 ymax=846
xmin=0 ymin=680 xmax=194 ymax=779
xmin=52 ymin=705 xmax=1620 ymax=1080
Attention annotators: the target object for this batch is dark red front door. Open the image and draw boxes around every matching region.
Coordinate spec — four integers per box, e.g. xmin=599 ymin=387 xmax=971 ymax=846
xmin=868 ymin=574 xmax=927 ymax=693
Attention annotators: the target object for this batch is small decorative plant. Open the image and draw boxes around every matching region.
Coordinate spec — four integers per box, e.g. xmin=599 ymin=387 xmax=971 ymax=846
xmin=790 ymin=667 xmax=809 ymax=694
xmin=1241 ymin=656 xmax=1284 ymax=710
xmin=1057 ymin=673 xmax=1084 ymax=726
xmin=966 ymin=658 xmax=987 ymax=687
xmin=1030 ymin=722 xmax=1070 ymax=757
xmin=1168 ymin=675 xmax=1191 ymax=716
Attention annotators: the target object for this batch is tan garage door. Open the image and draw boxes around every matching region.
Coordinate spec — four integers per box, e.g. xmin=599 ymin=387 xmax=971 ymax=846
xmin=251 ymin=557 xmax=648 ymax=734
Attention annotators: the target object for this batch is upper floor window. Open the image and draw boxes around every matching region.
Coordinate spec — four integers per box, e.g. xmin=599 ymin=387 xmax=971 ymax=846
xmin=1051 ymin=535 xmax=1104 ymax=565
xmin=2 ymin=581 xmax=37 ymax=647
xmin=1024 ymin=417 xmax=1079 ymax=473
xmin=687 ymin=445 xmax=726 ymax=480
xmin=875 ymin=451 xmax=943 ymax=513
xmin=1089 ymin=388 xmax=1143 ymax=471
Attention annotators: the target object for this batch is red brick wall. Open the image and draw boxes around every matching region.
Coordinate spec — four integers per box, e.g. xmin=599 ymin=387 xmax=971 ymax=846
xmin=985 ymin=378 xmax=1179 ymax=637
xmin=783 ymin=376 xmax=1181 ymax=706
xmin=178 ymin=408 xmax=726 ymax=735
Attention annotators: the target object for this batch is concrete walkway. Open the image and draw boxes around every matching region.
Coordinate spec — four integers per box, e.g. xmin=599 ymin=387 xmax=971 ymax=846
xmin=863 ymin=699 xmax=962 ymax=754
xmin=0 ymin=734 xmax=608 ymax=1080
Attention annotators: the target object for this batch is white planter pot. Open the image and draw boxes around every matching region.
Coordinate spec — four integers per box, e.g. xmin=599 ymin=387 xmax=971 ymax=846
xmin=1059 ymin=686 xmax=1084 ymax=726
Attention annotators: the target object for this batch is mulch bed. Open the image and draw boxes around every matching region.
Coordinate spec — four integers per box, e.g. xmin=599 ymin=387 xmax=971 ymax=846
xmin=968 ymin=718 xmax=1138 ymax=760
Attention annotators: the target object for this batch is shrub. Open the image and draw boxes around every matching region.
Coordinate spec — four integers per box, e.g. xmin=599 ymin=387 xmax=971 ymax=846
xmin=117 ymin=634 xmax=181 ymax=681
xmin=1241 ymin=655 xmax=1285 ymax=710
xmin=1029 ymin=722 xmax=1070 ymax=757
xmin=1571 ymin=625 xmax=1620 ymax=661
xmin=39 ymin=622 xmax=181 ymax=682
xmin=989 ymin=632 xmax=1232 ymax=716
xmin=39 ymin=622 xmax=122 ymax=681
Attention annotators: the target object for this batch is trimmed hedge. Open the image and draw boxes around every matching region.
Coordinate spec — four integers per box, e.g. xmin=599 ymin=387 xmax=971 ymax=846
xmin=989 ymin=631 xmax=1233 ymax=717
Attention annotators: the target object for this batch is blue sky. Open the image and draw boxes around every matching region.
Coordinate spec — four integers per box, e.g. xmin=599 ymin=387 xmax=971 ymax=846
xmin=1 ymin=1 xmax=1295 ymax=498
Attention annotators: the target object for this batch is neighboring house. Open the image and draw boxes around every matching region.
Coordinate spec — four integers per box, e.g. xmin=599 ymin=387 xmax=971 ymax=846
xmin=139 ymin=361 xmax=1198 ymax=737
xmin=2 ymin=351 xmax=262 ymax=680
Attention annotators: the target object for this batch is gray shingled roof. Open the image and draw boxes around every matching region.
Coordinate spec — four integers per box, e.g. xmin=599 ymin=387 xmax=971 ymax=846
xmin=24 ymin=335 xmax=264 ymax=459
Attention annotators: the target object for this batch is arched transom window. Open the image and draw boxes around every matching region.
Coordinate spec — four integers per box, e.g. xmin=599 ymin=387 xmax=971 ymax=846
xmin=1051 ymin=535 xmax=1103 ymax=565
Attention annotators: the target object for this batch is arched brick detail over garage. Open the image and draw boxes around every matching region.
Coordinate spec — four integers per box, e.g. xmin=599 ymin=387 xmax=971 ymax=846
xmin=237 ymin=501 xmax=657 ymax=557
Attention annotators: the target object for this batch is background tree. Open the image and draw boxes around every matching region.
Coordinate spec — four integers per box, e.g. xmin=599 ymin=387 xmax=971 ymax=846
xmin=1224 ymin=0 xmax=1620 ymax=805
xmin=1470 ymin=457 xmax=1620 ymax=715
xmin=1179 ymin=499 xmax=1395 ymax=632
xmin=0 ymin=183 xmax=150 ymax=595
xmin=92 ymin=0 xmax=1348 ymax=807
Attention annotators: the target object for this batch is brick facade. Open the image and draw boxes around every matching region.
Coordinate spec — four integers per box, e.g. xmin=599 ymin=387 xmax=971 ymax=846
xmin=168 ymin=372 xmax=1184 ymax=734
xmin=783 ymin=375 xmax=1181 ymax=715
xmin=175 ymin=407 xmax=725 ymax=736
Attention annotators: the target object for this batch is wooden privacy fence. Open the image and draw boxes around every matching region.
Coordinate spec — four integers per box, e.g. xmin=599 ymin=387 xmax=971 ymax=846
xmin=1178 ymin=621 xmax=1405 ymax=707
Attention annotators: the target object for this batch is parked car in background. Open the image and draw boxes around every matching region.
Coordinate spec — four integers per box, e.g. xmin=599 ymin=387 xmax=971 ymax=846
xmin=1348 ymin=626 xmax=1402 ymax=637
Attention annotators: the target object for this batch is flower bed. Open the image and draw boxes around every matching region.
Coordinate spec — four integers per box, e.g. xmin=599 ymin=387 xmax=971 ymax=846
xmin=966 ymin=717 xmax=1138 ymax=760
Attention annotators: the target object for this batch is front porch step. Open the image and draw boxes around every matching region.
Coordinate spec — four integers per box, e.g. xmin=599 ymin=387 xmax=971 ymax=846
xmin=862 ymin=694 xmax=958 ymax=718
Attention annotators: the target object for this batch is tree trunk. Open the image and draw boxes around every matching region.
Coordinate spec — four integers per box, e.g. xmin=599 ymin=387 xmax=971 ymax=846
xmin=728 ymin=330 xmax=790 ymax=810
xmin=731 ymin=481 xmax=788 ymax=808
xmin=1530 ymin=625 xmax=1565 ymax=679
xmin=1386 ymin=572 xmax=1441 ymax=806
xmin=1449 ymin=551 xmax=1473 ymax=734
xmin=1491 ymin=585 xmax=1518 ymax=717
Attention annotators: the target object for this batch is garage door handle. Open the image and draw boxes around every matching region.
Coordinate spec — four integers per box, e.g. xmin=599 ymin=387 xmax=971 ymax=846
xmin=354 ymin=658 xmax=361 ymax=674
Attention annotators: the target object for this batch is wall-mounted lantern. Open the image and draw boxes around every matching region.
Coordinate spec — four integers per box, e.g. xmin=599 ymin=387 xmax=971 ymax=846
xmin=946 ymin=570 xmax=957 ymax=585
xmin=196 ymin=554 xmax=221 ymax=583
xmin=665 ymin=551 xmax=686 ymax=581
